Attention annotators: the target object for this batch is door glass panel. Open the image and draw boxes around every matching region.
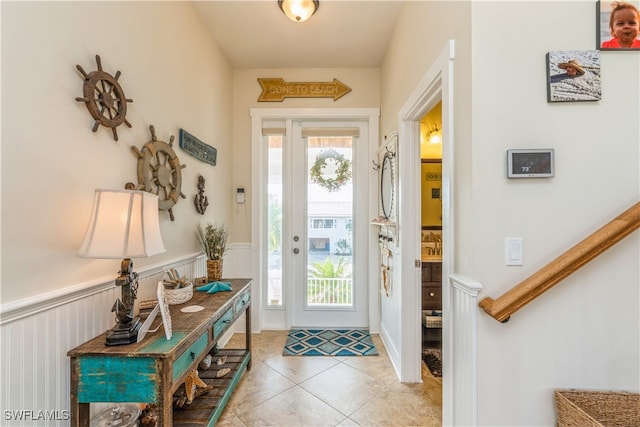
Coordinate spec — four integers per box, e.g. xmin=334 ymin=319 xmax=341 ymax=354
xmin=306 ymin=136 xmax=353 ymax=308
xmin=267 ymin=135 xmax=283 ymax=307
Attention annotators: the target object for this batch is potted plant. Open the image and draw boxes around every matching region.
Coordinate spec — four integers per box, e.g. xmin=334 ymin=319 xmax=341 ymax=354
xmin=196 ymin=223 xmax=228 ymax=281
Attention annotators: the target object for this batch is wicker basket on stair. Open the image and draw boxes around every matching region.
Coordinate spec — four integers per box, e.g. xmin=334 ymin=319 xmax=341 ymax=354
xmin=554 ymin=389 xmax=640 ymax=427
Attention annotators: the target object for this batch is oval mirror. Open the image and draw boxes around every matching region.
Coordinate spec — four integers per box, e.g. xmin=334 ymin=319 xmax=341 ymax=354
xmin=380 ymin=153 xmax=394 ymax=219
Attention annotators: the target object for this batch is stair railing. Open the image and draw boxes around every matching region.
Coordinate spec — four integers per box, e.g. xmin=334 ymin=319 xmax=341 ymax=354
xmin=479 ymin=202 xmax=640 ymax=323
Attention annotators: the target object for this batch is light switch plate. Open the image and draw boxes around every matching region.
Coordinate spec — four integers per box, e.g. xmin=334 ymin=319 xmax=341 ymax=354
xmin=505 ymin=237 xmax=523 ymax=266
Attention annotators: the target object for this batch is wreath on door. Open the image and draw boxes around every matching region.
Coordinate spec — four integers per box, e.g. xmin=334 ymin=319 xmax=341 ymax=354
xmin=309 ymin=148 xmax=352 ymax=192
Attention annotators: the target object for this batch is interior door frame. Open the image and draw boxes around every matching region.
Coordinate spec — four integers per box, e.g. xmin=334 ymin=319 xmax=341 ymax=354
xmin=397 ymin=40 xmax=457 ymax=425
xmin=250 ymin=108 xmax=380 ymax=332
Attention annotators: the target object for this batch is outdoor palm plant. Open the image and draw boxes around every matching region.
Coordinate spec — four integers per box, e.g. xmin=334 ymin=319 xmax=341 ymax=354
xmin=308 ymin=257 xmax=348 ymax=278
xmin=308 ymin=257 xmax=352 ymax=304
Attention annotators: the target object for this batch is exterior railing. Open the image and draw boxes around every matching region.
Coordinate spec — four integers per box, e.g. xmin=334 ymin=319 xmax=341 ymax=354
xmin=479 ymin=202 xmax=640 ymax=323
xmin=307 ymin=277 xmax=353 ymax=306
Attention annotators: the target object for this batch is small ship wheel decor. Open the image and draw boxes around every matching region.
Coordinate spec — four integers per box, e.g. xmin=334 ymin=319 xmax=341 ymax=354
xmin=75 ymin=54 xmax=133 ymax=141
xmin=131 ymin=125 xmax=186 ymax=221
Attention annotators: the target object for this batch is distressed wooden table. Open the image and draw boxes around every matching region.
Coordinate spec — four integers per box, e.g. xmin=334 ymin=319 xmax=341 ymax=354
xmin=68 ymin=278 xmax=252 ymax=426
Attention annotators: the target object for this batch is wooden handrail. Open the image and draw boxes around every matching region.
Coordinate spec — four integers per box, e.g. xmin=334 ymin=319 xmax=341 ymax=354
xmin=479 ymin=202 xmax=640 ymax=323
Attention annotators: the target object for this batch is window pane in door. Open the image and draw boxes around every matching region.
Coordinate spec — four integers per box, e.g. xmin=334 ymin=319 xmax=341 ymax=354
xmin=306 ymin=136 xmax=353 ymax=307
xmin=267 ymin=135 xmax=283 ymax=307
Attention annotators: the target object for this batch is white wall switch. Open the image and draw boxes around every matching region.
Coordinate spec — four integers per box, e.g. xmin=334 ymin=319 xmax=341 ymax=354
xmin=505 ymin=237 xmax=523 ymax=266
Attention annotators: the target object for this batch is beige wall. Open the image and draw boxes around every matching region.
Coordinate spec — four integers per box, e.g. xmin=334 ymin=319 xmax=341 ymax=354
xmin=471 ymin=2 xmax=639 ymax=425
xmin=382 ymin=1 xmax=638 ymax=425
xmin=378 ymin=0 xmax=473 ymax=387
xmin=1 ymin=1 xmax=234 ymax=303
xmin=382 ymin=0 xmax=474 ymax=274
xmin=230 ymin=67 xmax=381 ymax=242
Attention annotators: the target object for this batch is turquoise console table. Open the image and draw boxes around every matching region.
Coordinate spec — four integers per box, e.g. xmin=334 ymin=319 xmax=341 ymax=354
xmin=68 ymin=278 xmax=252 ymax=426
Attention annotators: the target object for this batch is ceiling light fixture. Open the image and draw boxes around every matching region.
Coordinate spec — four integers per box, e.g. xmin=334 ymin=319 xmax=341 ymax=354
xmin=278 ymin=0 xmax=319 ymax=23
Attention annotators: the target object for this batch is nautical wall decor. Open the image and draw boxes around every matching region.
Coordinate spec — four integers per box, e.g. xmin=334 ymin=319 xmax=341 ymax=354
xmin=75 ymin=55 xmax=132 ymax=141
xmin=179 ymin=129 xmax=217 ymax=166
xmin=257 ymin=78 xmax=351 ymax=102
xmin=194 ymin=175 xmax=209 ymax=215
xmin=131 ymin=125 xmax=186 ymax=221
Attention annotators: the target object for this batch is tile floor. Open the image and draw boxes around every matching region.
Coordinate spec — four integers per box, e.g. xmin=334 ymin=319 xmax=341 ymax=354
xmin=217 ymin=331 xmax=442 ymax=426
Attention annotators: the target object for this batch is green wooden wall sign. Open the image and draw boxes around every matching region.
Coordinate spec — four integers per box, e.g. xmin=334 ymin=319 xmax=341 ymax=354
xmin=179 ymin=129 xmax=217 ymax=166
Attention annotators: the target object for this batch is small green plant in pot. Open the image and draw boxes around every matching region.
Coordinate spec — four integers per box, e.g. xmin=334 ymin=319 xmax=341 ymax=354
xmin=196 ymin=223 xmax=228 ymax=281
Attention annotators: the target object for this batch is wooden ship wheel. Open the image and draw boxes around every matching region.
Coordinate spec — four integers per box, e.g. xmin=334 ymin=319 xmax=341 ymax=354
xmin=131 ymin=125 xmax=186 ymax=221
xmin=75 ymin=55 xmax=132 ymax=141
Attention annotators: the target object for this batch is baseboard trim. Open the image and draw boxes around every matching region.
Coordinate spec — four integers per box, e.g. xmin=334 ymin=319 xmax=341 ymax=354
xmin=380 ymin=321 xmax=401 ymax=380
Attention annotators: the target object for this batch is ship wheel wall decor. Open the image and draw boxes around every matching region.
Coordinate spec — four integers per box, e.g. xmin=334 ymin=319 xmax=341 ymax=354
xmin=75 ymin=54 xmax=133 ymax=141
xmin=131 ymin=125 xmax=186 ymax=221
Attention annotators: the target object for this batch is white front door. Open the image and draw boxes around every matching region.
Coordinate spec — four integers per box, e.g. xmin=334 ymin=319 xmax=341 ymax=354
xmin=264 ymin=119 xmax=370 ymax=328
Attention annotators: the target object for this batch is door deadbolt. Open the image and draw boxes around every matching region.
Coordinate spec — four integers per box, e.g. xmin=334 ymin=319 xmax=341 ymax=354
xmin=293 ymin=235 xmax=299 ymax=242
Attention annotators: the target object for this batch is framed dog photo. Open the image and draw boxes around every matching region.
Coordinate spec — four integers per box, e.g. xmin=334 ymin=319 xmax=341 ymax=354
xmin=597 ymin=1 xmax=640 ymax=50
xmin=546 ymin=50 xmax=601 ymax=102
xmin=507 ymin=149 xmax=555 ymax=179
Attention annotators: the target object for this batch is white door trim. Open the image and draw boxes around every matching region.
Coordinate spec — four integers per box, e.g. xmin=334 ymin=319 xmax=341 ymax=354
xmin=396 ymin=40 xmax=462 ymax=426
xmin=250 ymin=108 xmax=380 ymax=332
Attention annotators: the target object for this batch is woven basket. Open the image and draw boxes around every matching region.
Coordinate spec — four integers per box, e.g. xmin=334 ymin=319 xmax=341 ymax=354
xmin=164 ymin=283 xmax=193 ymax=305
xmin=555 ymin=389 xmax=640 ymax=427
xmin=207 ymin=259 xmax=223 ymax=281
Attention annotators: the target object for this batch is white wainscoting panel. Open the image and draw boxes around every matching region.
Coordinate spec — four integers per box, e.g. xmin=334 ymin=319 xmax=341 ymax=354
xmin=0 ymin=253 xmax=206 ymax=427
xmin=449 ymin=274 xmax=483 ymax=427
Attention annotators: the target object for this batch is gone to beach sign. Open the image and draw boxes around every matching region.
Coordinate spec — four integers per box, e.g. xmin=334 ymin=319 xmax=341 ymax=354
xmin=257 ymin=78 xmax=351 ymax=102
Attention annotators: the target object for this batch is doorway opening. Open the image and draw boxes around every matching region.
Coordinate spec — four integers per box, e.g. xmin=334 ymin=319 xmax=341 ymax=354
xmin=251 ymin=108 xmax=380 ymax=332
xmin=270 ymin=124 xmax=363 ymax=327
xmin=419 ymin=102 xmax=443 ymax=375
xmin=396 ymin=40 xmax=457 ymax=425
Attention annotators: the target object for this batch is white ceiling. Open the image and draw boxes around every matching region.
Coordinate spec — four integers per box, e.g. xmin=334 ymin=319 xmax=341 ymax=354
xmin=191 ymin=1 xmax=405 ymax=68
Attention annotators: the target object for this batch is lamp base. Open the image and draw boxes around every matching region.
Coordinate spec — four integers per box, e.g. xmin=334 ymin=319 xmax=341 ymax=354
xmin=105 ymin=317 xmax=142 ymax=346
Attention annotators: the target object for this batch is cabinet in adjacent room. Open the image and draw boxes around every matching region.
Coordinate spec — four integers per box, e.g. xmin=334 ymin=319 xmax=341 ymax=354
xmin=421 ymin=262 xmax=442 ymax=347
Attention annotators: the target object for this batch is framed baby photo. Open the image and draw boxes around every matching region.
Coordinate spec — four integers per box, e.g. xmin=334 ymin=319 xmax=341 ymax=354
xmin=546 ymin=50 xmax=601 ymax=102
xmin=597 ymin=1 xmax=640 ymax=50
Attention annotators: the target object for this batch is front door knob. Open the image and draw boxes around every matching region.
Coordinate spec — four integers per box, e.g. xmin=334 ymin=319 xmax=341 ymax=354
xmin=293 ymin=248 xmax=300 ymax=254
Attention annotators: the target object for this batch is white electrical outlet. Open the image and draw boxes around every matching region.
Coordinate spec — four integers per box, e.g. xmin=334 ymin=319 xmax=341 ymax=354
xmin=505 ymin=237 xmax=523 ymax=266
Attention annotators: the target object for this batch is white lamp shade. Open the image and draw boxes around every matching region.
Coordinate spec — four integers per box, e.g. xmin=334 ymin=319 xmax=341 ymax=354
xmin=279 ymin=0 xmax=319 ymax=23
xmin=78 ymin=189 xmax=166 ymax=259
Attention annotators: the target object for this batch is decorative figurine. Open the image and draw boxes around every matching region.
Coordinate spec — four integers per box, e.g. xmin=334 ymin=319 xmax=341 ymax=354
xmin=138 ymin=404 xmax=158 ymax=427
xmin=105 ymin=259 xmax=141 ymax=346
xmin=194 ymin=175 xmax=209 ymax=215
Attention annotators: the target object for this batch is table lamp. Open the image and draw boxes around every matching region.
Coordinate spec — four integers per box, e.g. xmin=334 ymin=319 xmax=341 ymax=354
xmin=78 ymin=189 xmax=165 ymax=346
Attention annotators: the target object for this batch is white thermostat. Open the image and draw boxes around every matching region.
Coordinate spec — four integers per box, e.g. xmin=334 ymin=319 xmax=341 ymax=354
xmin=236 ymin=188 xmax=245 ymax=204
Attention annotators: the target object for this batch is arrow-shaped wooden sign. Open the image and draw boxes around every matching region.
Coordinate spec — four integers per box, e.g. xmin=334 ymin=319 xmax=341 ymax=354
xmin=257 ymin=78 xmax=352 ymax=102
